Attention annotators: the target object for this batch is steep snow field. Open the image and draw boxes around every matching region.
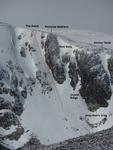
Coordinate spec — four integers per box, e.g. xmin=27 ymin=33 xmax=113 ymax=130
xmin=0 ymin=22 xmax=113 ymax=149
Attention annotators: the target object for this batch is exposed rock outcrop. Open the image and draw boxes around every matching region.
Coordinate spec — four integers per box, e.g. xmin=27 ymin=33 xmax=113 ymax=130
xmin=12 ymin=94 xmax=24 ymax=116
xmin=45 ymin=33 xmax=66 ymax=84
xmin=68 ymin=61 xmax=78 ymax=90
xmin=20 ymin=47 xmax=26 ymax=57
xmin=108 ymin=56 xmax=113 ymax=84
xmin=0 ymin=110 xmax=20 ymax=129
xmin=5 ymin=127 xmax=24 ymax=141
xmin=17 ymin=137 xmax=42 ymax=150
xmin=0 ymin=144 xmax=10 ymax=150
xmin=0 ymin=97 xmax=12 ymax=110
xmin=52 ymin=62 xmax=66 ymax=84
xmin=76 ymin=51 xmax=112 ymax=111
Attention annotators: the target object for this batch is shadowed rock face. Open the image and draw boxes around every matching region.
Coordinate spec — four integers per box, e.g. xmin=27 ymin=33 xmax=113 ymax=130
xmin=45 ymin=33 xmax=60 ymax=68
xmin=108 ymin=56 xmax=113 ymax=84
xmin=20 ymin=47 xmax=26 ymax=57
xmin=0 ymin=144 xmax=10 ymax=150
xmin=0 ymin=97 xmax=12 ymax=110
xmin=68 ymin=61 xmax=78 ymax=90
xmin=45 ymin=33 xmax=66 ymax=84
xmin=0 ymin=111 xmax=20 ymax=129
xmin=52 ymin=63 xmax=66 ymax=84
xmin=76 ymin=51 xmax=112 ymax=110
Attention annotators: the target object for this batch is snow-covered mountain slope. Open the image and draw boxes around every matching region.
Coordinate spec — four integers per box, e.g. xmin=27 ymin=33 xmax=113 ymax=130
xmin=46 ymin=126 xmax=113 ymax=150
xmin=0 ymin=22 xmax=113 ymax=149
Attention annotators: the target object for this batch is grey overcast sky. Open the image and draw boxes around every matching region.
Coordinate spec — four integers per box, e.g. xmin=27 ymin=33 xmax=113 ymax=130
xmin=0 ymin=0 xmax=113 ymax=34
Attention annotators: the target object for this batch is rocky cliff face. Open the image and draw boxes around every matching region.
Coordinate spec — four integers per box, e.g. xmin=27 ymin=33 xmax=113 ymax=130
xmin=0 ymin=144 xmax=10 ymax=150
xmin=45 ymin=33 xmax=66 ymax=84
xmin=68 ymin=61 xmax=78 ymax=90
xmin=108 ymin=56 xmax=113 ymax=84
xmin=44 ymin=34 xmax=112 ymax=111
xmin=76 ymin=51 xmax=112 ymax=111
